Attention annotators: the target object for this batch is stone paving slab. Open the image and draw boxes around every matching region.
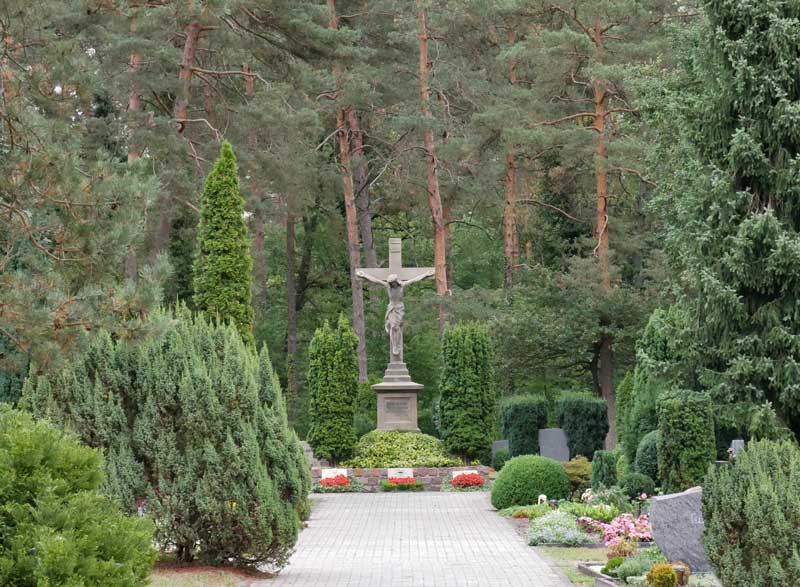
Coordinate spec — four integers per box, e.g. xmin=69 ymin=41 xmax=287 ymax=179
xmin=264 ymin=492 xmax=570 ymax=587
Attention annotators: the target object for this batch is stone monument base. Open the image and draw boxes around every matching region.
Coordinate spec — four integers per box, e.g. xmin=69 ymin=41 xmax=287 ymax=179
xmin=372 ymin=361 xmax=423 ymax=432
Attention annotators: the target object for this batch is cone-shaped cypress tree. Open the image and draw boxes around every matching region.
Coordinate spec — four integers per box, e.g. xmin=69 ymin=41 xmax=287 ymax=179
xmin=307 ymin=316 xmax=359 ymax=465
xmin=19 ymin=306 xmax=306 ymax=569
xmin=192 ymin=141 xmax=255 ymax=345
xmin=439 ymin=322 xmax=497 ymax=462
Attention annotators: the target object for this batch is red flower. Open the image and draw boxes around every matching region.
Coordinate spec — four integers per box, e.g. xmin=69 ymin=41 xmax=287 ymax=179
xmin=451 ymin=473 xmax=485 ymax=488
xmin=320 ymin=474 xmax=349 ymax=487
xmin=388 ymin=477 xmax=418 ymax=485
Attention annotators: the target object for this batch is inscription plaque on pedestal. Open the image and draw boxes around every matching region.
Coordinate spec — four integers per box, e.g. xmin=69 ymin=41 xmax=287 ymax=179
xmin=377 ymin=392 xmax=419 ymax=431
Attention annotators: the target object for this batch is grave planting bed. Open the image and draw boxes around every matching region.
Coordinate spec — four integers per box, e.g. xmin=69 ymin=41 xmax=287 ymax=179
xmin=311 ymin=465 xmax=492 ymax=492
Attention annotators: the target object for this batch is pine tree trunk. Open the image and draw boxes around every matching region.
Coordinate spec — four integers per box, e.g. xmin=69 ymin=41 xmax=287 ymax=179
xmin=503 ymin=31 xmax=519 ymax=289
xmin=599 ymin=333 xmax=616 ymax=448
xmin=347 ymin=109 xmax=378 ymax=269
xmin=417 ymin=5 xmax=449 ymax=329
xmin=593 ymin=23 xmax=615 ymax=449
xmin=335 ymin=108 xmax=368 ymax=382
xmin=124 ymin=15 xmax=141 ymax=282
xmin=328 ymin=0 xmax=368 ymax=382
xmin=244 ymin=65 xmax=267 ymax=311
xmin=503 ymin=150 xmax=518 ymax=289
xmin=286 ymin=213 xmax=299 ymax=409
xmin=174 ymin=21 xmax=202 ymax=136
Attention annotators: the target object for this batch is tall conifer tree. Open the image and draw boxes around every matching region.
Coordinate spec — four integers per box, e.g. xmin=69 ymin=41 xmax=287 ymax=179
xmin=193 ymin=142 xmax=255 ymax=344
xmin=646 ymin=0 xmax=800 ymax=436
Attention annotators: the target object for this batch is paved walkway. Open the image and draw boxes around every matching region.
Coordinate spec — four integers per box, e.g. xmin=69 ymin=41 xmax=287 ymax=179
xmin=268 ymin=492 xmax=569 ymax=587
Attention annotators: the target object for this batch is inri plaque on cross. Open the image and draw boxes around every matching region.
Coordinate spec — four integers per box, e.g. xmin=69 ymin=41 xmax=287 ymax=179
xmin=357 ymin=238 xmax=434 ymax=431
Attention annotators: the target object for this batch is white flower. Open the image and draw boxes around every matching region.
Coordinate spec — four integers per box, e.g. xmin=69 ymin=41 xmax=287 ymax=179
xmin=86 ymin=47 xmax=96 ymax=57
xmin=53 ymin=85 xmax=63 ymax=96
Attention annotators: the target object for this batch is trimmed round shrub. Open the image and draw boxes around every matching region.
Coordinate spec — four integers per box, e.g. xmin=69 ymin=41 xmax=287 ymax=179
xmin=555 ymin=393 xmax=609 ymax=458
xmin=0 ymin=406 xmax=156 ymax=586
xmin=491 ymin=455 xmax=570 ymax=510
xmin=591 ymin=450 xmax=618 ymax=489
xmin=499 ymin=395 xmax=548 ymax=456
xmin=620 ymin=472 xmax=655 ymax=500
xmin=563 ymin=455 xmax=592 ymax=494
xmin=657 ymin=390 xmax=715 ymax=492
xmin=703 ymin=439 xmax=800 ymax=587
xmin=635 ymin=430 xmax=659 ymax=481
xmin=493 ymin=448 xmax=511 ymax=471
xmin=646 ymin=562 xmax=677 ymax=587
xmin=345 ymin=430 xmax=459 ymax=468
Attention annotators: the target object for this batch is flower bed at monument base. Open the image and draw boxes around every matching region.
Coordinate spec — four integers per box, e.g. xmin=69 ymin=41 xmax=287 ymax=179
xmin=310 ymin=465 xmax=492 ymax=493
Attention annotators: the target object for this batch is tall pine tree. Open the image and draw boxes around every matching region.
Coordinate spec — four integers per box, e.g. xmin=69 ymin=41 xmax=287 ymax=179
xmin=193 ymin=142 xmax=255 ymax=345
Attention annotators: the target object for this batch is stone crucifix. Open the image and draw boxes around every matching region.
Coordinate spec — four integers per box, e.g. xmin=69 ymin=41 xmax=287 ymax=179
xmin=357 ymin=238 xmax=434 ymax=364
xmin=356 ymin=238 xmax=434 ymax=431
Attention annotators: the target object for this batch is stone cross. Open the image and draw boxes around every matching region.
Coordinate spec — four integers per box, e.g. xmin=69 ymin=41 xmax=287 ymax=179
xmin=356 ymin=238 xmax=434 ymax=432
xmin=356 ymin=238 xmax=434 ymax=364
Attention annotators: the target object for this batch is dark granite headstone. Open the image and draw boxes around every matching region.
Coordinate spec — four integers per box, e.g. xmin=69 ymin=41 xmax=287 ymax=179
xmin=650 ymin=487 xmax=712 ymax=573
xmin=538 ymin=428 xmax=569 ymax=462
xmin=492 ymin=440 xmax=509 ymax=457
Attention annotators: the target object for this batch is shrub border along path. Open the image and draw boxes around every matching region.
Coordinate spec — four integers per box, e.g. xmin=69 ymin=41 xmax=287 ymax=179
xmin=261 ymin=492 xmax=569 ymax=587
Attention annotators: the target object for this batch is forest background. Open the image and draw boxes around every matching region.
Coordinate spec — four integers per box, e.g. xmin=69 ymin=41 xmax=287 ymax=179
xmin=4 ymin=0 xmax=779 ymax=444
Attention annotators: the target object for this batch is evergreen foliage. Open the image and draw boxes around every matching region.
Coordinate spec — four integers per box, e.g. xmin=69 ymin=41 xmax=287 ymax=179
xmin=439 ymin=323 xmax=497 ymax=461
xmin=616 ymin=372 xmax=634 ymax=452
xmin=0 ymin=406 xmax=155 ymax=586
xmin=346 ymin=430 xmax=459 ymax=468
xmin=307 ymin=316 xmax=359 ymax=465
xmin=622 ymin=370 xmax=665 ymax=464
xmin=591 ymin=450 xmax=618 ymax=490
xmin=491 ymin=455 xmax=571 ymax=510
xmin=493 ymin=449 xmax=511 ymax=471
xmin=644 ymin=0 xmax=800 ymax=436
xmin=620 ymin=472 xmax=655 ymax=500
xmin=193 ymin=141 xmax=255 ymax=345
xmin=657 ymin=390 xmax=716 ymax=492
xmin=635 ymin=430 xmax=660 ymax=482
xmin=555 ymin=394 xmax=609 ymax=459
xmin=499 ymin=395 xmax=549 ymax=456
xmin=703 ymin=440 xmax=800 ymax=587
xmin=19 ymin=308 xmax=308 ymax=568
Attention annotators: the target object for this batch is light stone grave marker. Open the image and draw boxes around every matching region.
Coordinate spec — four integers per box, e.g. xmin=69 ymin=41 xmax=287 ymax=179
xmin=730 ymin=439 xmax=745 ymax=458
xmin=387 ymin=468 xmax=414 ymax=479
xmin=321 ymin=468 xmax=348 ymax=480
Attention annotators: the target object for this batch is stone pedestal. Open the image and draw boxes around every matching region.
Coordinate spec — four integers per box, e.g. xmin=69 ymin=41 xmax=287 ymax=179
xmin=372 ymin=361 xmax=423 ymax=432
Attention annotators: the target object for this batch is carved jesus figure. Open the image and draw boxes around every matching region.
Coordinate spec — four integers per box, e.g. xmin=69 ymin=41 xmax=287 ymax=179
xmin=356 ymin=269 xmax=435 ymax=363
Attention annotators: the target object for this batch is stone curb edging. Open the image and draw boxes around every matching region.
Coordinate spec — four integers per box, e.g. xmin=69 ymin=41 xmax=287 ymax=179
xmin=311 ymin=465 xmax=492 ymax=492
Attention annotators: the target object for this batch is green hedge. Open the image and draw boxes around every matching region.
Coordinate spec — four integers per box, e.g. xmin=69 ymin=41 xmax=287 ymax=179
xmin=493 ymin=448 xmax=511 ymax=471
xmin=499 ymin=395 xmax=548 ymax=456
xmin=634 ymin=430 xmax=659 ymax=481
xmin=591 ymin=450 xmax=618 ymax=489
xmin=491 ymin=455 xmax=570 ymax=510
xmin=703 ymin=440 xmax=800 ymax=587
xmin=0 ymin=407 xmax=156 ymax=586
xmin=555 ymin=394 xmax=609 ymax=459
xmin=345 ymin=430 xmax=459 ymax=468
xmin=657 ymin=390 xmax=715 ymax=492
xmin=439 ymin=323 xmax=497 ymax=461
xmin=308 ymin=316 xmax=359 ymax=465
